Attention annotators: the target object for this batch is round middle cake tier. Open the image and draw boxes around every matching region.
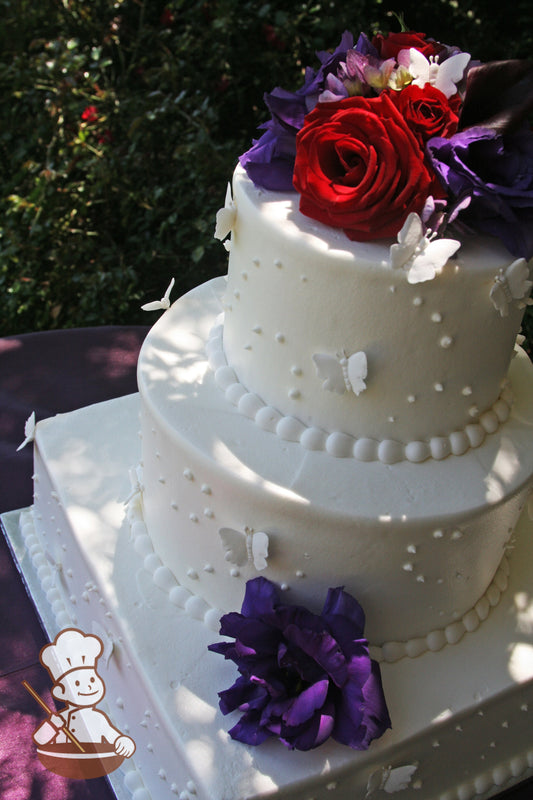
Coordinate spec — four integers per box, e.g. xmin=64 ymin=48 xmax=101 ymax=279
xmin=137 ymin=278 xmax=533 ymax=648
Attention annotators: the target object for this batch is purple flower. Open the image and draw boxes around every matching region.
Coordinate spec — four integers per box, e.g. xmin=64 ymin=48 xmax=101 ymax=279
xmin=239 ymin=32 xmax=379 ymax=191
xmin=208 ymin=577 xmax=391 ymax=751
xmin=427 ymin=126 xmax=533 ymax=258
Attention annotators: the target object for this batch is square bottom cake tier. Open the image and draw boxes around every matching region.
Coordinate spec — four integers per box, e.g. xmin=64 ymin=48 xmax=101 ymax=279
xmin=3 ymin=392 xmax=533 ymax=800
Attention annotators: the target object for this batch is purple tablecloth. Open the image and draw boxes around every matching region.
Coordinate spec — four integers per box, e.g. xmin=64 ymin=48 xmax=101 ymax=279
xmin=1 ymin=326 xmax=532 ymax=799
xmin=0 ymin=327 xmax=147 ymax=800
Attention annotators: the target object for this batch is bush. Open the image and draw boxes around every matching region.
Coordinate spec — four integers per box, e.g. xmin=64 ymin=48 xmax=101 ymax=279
xmin=0 ymin=0 xmax=531 ymax=343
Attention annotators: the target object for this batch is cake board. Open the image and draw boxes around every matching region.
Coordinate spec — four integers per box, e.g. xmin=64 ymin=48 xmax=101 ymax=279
xmin=2 ymin=392 xmax=533 ymax=800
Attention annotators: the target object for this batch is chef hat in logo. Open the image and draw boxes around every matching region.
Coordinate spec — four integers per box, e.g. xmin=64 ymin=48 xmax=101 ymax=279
xmin=40 ymin=628 xmax=103 ymax=684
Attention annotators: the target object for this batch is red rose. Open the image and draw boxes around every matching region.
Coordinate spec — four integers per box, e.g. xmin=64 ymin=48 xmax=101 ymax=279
xmin=372 ymin=31 xmax=442 ymax=60
xmin=293 ymin=93 xmax=439 ymax=241
xmin=385 ymin=85 xmax=460 ymax=148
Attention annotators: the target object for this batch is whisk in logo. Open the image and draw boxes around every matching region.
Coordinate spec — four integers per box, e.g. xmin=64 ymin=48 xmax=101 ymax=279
xmin=24 ymin=627 xmax=136 ymax=780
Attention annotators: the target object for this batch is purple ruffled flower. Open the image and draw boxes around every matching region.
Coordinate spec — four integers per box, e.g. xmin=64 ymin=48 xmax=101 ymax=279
xmin=208 ymin=577 xmax=391 ymax=751
xmin=239 ymin=32 xmax=379 ymax=191
xmin=427 ymin=126 xmax=533 ymax=258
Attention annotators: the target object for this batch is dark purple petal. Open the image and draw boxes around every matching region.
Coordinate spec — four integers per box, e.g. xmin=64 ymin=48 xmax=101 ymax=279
xmin=218 ymin=675 xmax=269 ymax=714
xmin=239 ymin=125 xmax=296 ymax=191
xmin=280 ymin=700 xmax=336 ymax=750
xmin=282 ymin=624 xmax=347 ymax=688
xmin=428 ymin=126 xmax=533 ymax=258
xmin=283 ymin=679 xmax=330 ymax=726
xmin=240 ymin=575 xmax=279 ymax=618
xmin=217 ymin=612 xmax=280 ymax=654
xmin=209 ymin=578 xmax=390 ymax=752
xmin=228 ymin=711 xmax=273 ymax=746
xmin=265 ymin=87 xmax=308 ymax=131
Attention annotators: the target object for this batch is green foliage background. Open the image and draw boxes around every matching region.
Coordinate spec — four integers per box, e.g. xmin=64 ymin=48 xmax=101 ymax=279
xmin=1 ymin=0 xmax=532 ymax=341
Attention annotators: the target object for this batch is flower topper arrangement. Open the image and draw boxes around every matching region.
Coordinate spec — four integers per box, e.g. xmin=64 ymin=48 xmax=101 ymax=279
xmin=209 ymin=577 xmax=390 ymax=751
xmin=240 ymin=29 xmax=533 ymax=260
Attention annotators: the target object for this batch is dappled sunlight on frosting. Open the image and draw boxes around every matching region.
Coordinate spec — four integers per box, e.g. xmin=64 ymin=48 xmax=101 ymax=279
xmin=508 ymin=642 xmax=533 ymax=683
xmin=211 ymin=438 xmax=307 ymax=503
xmin=514 ymin=591 xmax=533 ymax=635
xmin=484 ymin=437 xmax=521 ymax=503
xmin=174 ymin=684 xmax=217 ymax=725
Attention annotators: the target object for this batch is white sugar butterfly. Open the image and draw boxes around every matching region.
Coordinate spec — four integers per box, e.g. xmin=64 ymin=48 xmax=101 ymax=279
xmin=214 ymin=182 xmax=236 ymax=251
xmin=124 ymin=464 xmax=144 ymax=505
xmin=219 ymin=526 xmax=270 ymax=572
xmin=366 ymin=764 xmax=418 ymax=796
xmin=390 ymin=213 xmax=460 ymax=284
xmin=490 ymin=258 xmax=533 ymax=317
xmin=313 ymin=350 xmax=368 ymax=395
xmin=17 ymin=411 xmax=36 ymax=452
xmin=399 ymin=48 xmax=470 ymax=98
xmin=141 ymin=277 xmax=175 ymax=311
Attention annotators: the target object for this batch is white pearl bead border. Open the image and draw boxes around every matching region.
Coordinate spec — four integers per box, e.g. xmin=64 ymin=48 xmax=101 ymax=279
xmin=206 ymin=318 xmax=513 ymax=464
xmin=122 ymin=494 xmax=509 ymax=665
xmin=18 ymin=498 xmax=509 ymax=667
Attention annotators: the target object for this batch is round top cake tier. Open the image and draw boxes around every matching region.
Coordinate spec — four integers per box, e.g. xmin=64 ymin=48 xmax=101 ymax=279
xmin=221 ymin=166 xmax=530 ymax=450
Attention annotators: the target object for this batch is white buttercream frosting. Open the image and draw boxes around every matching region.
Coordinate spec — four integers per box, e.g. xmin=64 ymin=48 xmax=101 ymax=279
xmin=137 ymin=279 xmax=533 ymax=645
xmin=221 ymin=166 xmax=531 ymax=448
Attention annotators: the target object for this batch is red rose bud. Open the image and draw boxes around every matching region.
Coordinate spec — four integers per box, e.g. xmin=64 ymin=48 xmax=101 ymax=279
xmin=372 ymin=31 xmax=442 ymax=60
xmin=385 ymin=84 xmax=460 ymax=148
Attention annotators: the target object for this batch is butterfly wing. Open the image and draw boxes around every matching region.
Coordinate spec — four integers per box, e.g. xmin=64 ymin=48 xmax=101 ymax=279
xmin=16 ymin=411 xmax=36 ymax=451
xmin=383 ymin=764 xmax=418 ymax=793
xmin=407 ymin=48 xmax=430 ymax=88
xmin=346 ymin=351 xmax=368 ymax=395
xmin=434 ymin=52 xmax=470 ymax=98
xmin=390 ymin=213 xmax=423 ymax=269
xmin=490 ymin=279 xmax=510 ymax=317
xmin=162 ymin=277 xmax=175 ymax=304
xmin=219 ymin=528 xmax=248 ymax=566
xmin=313 ymin=353 xmax=346 ymax=394
xmin=215 ymin=183 xmax=236 ymax=241
xmin=251 ymin=531 xmax=269 ymax=571
xmin=506 ymin=258 xmax=532 ymax=300
xmin=407 ymin=238 xmax=460 ymax=284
